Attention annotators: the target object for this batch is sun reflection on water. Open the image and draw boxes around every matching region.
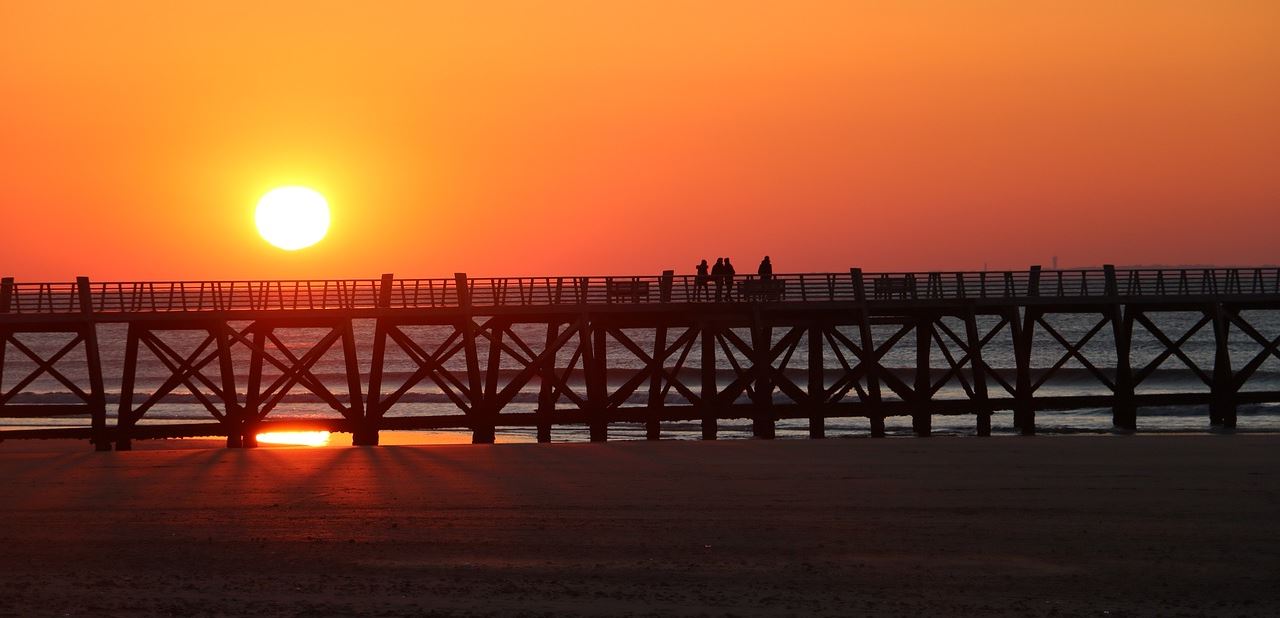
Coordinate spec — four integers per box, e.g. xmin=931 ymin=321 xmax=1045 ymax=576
xmin=256 ymin=431 xmax=331 ymax=447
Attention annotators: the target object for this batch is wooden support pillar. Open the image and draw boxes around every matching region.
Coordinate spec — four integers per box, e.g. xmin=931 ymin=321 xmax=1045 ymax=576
xmin=114 ymin=323 xmax=141 ymax=451
xmin=808 ymin=323 xmax=824 ymax=439
xmin=1210 ymin=303 xmax=1237 ymax=428
xmin=536 ymin=322 xmax=559 ymax=443
xmin=354 ymin=319 xmax=382 ymax=446
xmin=239 ymin=324 xmax=267 ymax=448
xmin=1012 ymin=307 xmax=1036 ymax=435
xmin=700 ymin=319 xmax=718 ymax=440
xmin=214 ymin=322 xmax=241 ymax=449
xmin=584 ymin=318 xmax=608 ymax=442
xmin=476 ymin=318 xmax=504 ymax=444
xmin=77 ymin=277 xmax=110 ymax=451
xmin=339 ymin=319 xmax=367 ymax=444
xmin=1111 ymin=305 xmax=1137 ymax=430
xmin=356 ymin=274 xmax=393 ymax=446
xmin=645 ymin=324 xmax=667 ymax=440
xmin=750 ymin=312 xmax=774 ymax=439
xmin=964 ymin=308 xmax=992 ymax=436
xmin=913 ymin=315 xmax=933 ymax=437
xmin=859 ymin=314 xmax=885 ymax=438
xmin=852 ymin=269 xmax=885 ymax=437
xmin=456 ymin=273 xmax=491 ymax=444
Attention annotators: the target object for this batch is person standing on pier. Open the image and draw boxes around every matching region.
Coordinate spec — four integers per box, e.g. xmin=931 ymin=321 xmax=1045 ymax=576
xmin=758 ymin=256 xmax=773 ymax=282
xmin=711 ymin=258 xmax=725 ymax=301
xmin=695 ymin=259 xmax=710 ymax=301
xmin=724 ymin=258 xmax=737 ymax=301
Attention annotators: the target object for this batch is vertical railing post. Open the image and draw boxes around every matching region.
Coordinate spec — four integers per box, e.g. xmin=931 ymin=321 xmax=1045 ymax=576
xmin=1 ymin=278 xmax=13 ymax=452
xmin=850 ymin=269 xmax=866 ymax=304
xmin=454 ymin=272 xmax=470 ymax=308
xmin=76 ymin=276 xmax=94 ymax=314
xmin=0 ymin=277 xmax=13 ymax=313
xmin=660 ymin=270 xmax=674 ymax=303
xmin=1103 ymin=264 xmax=1118 ymax=298
xmin=1027 ymin=265 xmax=1041 ymax=298
xmin=0 ymin=278 xmax=10 ymax=441
xmin=377 ymin=273 xmax=394 ymax=309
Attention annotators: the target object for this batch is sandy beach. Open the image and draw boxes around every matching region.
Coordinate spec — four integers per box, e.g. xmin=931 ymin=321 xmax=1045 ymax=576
xmin=1 ymin=435 xmax=1277 ymax=616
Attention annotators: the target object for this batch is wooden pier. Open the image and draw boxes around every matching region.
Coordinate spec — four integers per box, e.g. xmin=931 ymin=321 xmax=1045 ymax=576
xmin=1 ymin=266 xmax=1278 ymax=450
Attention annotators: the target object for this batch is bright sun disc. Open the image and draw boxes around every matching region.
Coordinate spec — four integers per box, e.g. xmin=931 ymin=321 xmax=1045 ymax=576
xmin=255 ymin=186 xmax=330 ymax=250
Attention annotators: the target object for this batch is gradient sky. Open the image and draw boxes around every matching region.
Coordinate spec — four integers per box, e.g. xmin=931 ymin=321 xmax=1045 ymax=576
xmin=2 ymin=1 xmax=1278 ymax=280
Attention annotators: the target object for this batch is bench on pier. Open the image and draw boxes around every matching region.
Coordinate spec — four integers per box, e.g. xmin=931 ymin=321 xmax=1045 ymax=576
xmin=873 ymin=276 xmax=916 ymax=299
xmin=606 ymin=280 xmax=651 ymax=302
xmin=738 ymin=279 xmax=785 ymax=302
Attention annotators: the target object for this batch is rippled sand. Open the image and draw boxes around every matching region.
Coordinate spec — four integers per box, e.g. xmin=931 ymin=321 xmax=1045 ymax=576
xmin=1 ymin=436 xmax=1276 ymax=616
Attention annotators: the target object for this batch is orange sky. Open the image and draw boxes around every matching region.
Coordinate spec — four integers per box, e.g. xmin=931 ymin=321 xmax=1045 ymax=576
xmin=2 ymin=1 xmax=1278 ymax=280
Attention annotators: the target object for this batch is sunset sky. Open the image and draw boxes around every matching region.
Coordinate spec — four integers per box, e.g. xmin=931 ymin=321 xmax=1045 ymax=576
xmin=2 ymin=1 xmax=1277 ymax=280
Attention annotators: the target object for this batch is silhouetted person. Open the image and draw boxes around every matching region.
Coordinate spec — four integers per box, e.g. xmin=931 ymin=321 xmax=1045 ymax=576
xmin=758 ymin=256 xmax=773 ymax=282
xmin=711 ymin=258 xmax=725 ymax=302
xmin=724 ymin=258 xmax=736 ymax=301
xmin=694 ymin=259 xmax=710 ymax=301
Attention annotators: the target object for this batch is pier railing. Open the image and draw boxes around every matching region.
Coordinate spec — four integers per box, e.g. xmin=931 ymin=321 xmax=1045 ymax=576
xmin=1 ymin=267 xmax=1278 ymax=315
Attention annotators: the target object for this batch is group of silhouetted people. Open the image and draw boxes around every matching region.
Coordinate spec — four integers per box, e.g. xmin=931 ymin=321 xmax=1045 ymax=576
xmin=694 ymin=256 xmax=773 ymax=301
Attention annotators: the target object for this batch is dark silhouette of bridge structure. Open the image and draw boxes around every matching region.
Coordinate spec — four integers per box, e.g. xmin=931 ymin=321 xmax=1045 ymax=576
xmin=1 ymin=266 xmax=1278 ymax=450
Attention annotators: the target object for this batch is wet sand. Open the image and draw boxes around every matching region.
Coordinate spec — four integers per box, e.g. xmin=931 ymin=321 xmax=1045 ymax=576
xmin=1 ymin=435 xmax=1277 ymax=616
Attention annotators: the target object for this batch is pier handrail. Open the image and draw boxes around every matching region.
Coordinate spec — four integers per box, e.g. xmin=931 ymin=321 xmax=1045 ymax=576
xmin=1 ymin=267 xmax=1278 ymax=314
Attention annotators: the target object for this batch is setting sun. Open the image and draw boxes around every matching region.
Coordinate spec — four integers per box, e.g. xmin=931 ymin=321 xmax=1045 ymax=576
xmin=255 ymin=186 xmax=330 ymax=251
